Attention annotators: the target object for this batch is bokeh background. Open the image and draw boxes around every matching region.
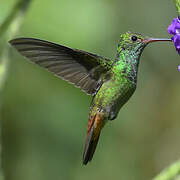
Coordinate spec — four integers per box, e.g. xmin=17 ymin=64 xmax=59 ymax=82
xmin=1 ymin=0 xmax=180 ymax=180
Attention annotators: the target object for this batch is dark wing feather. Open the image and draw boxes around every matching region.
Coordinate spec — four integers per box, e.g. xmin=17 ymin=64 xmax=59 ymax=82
xmin=9 ymin=38 xmax=111 ymax=95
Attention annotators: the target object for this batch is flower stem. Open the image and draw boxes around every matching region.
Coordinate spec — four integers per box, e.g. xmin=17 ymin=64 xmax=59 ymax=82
xmin=153 ymin=160 xmax=180 ymax=180
xmin=0 ymin=0 xmax=32 ymax=179
xmin=0 ymin=0 xmax=31 ymax=37
xmin=174 ymin=0 xmax=180 ymax=15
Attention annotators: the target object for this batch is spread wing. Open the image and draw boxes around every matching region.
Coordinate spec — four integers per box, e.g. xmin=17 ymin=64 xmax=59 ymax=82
xmin=9 ymin=38 xmax=112 ymax=95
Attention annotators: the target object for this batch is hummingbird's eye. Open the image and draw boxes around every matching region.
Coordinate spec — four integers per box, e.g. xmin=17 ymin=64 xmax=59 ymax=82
xmin=131 ymin=36 xmax=138 ymax=42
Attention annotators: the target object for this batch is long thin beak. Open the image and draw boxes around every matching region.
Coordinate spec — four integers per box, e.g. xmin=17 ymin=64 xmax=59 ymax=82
xmin=143 ymin=38 xmax=172 ymax=43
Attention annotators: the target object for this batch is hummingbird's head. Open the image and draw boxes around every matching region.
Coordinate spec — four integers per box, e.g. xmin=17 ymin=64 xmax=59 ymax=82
xmin=118 ymin=32 xmax=171 ymax=56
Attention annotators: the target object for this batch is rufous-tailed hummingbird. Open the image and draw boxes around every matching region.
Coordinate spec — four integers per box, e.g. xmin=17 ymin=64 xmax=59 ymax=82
xmin=9 ymin=32 xmax=171 ymax=165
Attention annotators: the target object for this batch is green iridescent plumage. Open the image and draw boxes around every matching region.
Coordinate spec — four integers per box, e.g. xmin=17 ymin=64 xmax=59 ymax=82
xmin=9 ymin=32 xmax=171 ymax=165
xmin=90 ymin=32 xmax=148 ymax=121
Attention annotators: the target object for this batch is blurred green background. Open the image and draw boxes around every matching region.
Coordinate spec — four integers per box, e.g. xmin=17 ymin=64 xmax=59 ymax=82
xmin=1 ymin=0 xmax=180 ymax=180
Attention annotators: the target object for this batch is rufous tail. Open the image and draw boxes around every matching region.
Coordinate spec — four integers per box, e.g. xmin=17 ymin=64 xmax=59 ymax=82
xmin=83 ymin=112 xmax=105 ymax=165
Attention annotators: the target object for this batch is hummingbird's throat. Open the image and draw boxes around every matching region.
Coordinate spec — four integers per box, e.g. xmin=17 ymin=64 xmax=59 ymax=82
xmin=115 ymin=50 xmax=141 ymax=84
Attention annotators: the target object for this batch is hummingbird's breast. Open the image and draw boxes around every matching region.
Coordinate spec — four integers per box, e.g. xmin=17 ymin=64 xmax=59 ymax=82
xmin=90 ymin=53 xmax=140 ymax=120
xmin=90 ymin=74 xmax=136 ymax=121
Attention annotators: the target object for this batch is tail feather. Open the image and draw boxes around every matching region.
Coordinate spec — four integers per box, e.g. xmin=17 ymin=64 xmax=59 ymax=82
xmin=83 ymin=112 xmax=104 ymax=165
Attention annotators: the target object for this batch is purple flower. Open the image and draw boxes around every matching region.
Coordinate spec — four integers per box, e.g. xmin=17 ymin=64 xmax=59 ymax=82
xmin=168 ymin=17 xmax=180 ymax=55
xmin=178 ymin=65 xmax=180 ymax=72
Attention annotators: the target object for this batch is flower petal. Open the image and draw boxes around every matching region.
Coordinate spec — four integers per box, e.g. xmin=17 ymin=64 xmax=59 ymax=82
xmin=168 ymin=17 xmax=180 ymax=55
xmin=168 ymin=18 xmax=180 ymax=35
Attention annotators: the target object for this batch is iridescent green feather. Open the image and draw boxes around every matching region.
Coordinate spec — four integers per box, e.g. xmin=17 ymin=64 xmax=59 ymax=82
xmin=90 ymin=32 xmax=148 ymax=120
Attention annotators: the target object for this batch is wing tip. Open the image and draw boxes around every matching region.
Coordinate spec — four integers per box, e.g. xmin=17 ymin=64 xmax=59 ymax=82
xmin=8 ymin=39 xmax=15 ymax=46
xmin=9 ymin=38 xmax=28 ymax=47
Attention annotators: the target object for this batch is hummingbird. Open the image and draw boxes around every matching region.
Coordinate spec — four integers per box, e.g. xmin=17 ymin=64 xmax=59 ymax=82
xmin=9 ymin=32 xmax=171 ymax=165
